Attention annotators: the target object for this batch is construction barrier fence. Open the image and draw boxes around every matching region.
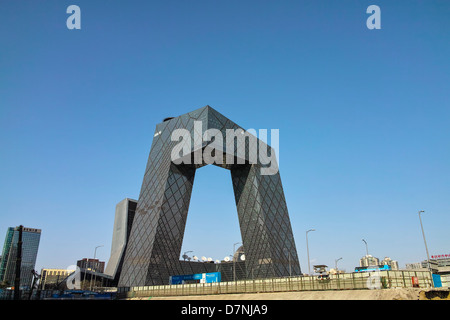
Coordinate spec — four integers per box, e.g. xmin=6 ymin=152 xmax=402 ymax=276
xmin=118 ymin=270 xmax=434 ymax=299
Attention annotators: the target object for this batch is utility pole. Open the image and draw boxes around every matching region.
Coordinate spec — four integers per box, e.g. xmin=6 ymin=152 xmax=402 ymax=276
xmin=14 ymin=225 xmax=23 ymax=300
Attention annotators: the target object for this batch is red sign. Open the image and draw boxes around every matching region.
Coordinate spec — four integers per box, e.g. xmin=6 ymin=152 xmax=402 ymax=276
xmin=412 ymin=276 xmax=419 ymax=288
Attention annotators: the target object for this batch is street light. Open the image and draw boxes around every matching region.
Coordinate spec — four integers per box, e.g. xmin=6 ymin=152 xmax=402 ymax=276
xmin=335 ymin=257 xmax=343 ymax=271
xmin=89 ymin=245 xmax=103 ymax=291
xmin=183 ymin=251 xmax=193 ymax=261
xmin=283 ymin=248 xmax=292 ymax=277
xmin=418 ymin=210 xmax=431 ymax=270
xmin=306 ymin=229 xmax=315 ymax=275
xmin=362 ymin=239 xmax=369 ymax=256
xmin=233 ymin=242 xmax=242 ymax=281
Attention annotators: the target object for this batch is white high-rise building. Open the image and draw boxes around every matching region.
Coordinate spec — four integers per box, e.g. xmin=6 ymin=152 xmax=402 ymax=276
xmin=381 ymin=257 xmax=399 ymax=270
xmin=359 ymin=255 xmax=379 ymax=267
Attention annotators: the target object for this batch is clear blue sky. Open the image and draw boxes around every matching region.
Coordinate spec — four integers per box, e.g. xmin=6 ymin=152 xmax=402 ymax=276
xmin=1 ymin=1 xmax=449 ymax=275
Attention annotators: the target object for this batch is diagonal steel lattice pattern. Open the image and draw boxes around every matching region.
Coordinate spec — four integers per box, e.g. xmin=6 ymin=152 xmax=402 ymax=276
xmin=118 ymin=106 xmax=301 ymax=287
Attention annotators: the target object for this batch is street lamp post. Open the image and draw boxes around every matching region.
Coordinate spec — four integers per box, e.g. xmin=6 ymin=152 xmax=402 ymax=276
xmin=418 ymin=210 xmax=431 ymax=270
xmin=288 ymin=251 xmax=291 ymax=277
xmin=283 ymin=248 xmax=292 ymax=277
xmin=362 ymin=239 xmax=370 ymax=266
xmin=362 ymin=239 xmax=369 ymax=256
xmin=183 ymin=251 xmax=193 ymax=261
xmin=335 ymin=257 xmax=343 ymax=271
xmin=233 ymin=242 xmax=242 ymax=282
xmin=89 ymin=245 xmax=103 ymax=291
xmin=306 ymin=229 xmax=315 ymax=275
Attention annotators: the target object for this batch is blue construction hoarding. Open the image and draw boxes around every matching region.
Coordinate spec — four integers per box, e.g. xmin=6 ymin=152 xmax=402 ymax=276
xmin=169 ymin=272 xmax=221 ymax=285
xmin=432 ymin=274 xmax=442 ymax=288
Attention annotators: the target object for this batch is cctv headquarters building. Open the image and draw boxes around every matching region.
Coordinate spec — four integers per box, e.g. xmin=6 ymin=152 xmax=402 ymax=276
xmin=108 ymin=106 xmax=301 ymax=287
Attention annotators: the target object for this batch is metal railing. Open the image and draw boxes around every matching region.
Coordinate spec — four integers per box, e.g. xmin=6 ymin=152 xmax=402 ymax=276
xmin=118 ymin=270 xmax=434 ymax=299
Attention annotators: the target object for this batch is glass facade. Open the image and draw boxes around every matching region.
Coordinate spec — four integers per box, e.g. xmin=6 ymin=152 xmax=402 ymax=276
xmin=118 ymin=106 xmax=301 ymax=287
xmin=104 ymin=198 xmax=137 ymax=285
xmin=0 ymin=226 xmax=41 ymax=289
xmin=0 ymin=227 xmax=14 ymax=283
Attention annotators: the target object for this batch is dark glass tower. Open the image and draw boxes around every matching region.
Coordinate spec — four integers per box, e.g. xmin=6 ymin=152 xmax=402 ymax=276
xmin=0 ymin=226 xmax=41 ymax=289
xmin=119 ymin=106 xmax=300 ymax=287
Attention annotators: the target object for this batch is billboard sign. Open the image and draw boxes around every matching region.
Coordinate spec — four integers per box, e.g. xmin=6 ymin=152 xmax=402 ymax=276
xmin=431 ymin=254 xmax=450 ymax=260
xmin=170 ymin=272 xmax=221 ymax=285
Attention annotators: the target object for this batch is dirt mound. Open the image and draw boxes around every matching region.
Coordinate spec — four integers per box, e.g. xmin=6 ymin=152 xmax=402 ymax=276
xmin=133 ymin=288 xmax=446 ymax=300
